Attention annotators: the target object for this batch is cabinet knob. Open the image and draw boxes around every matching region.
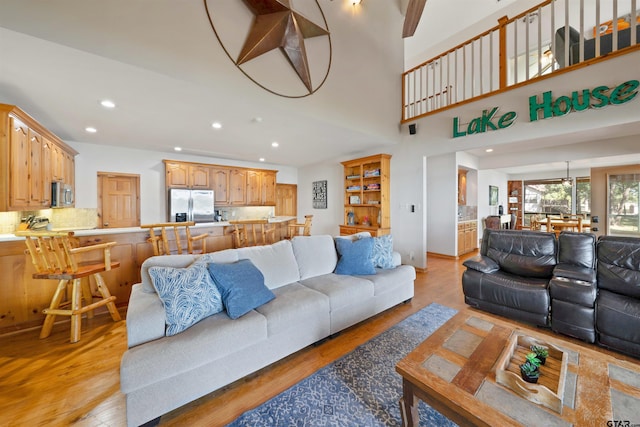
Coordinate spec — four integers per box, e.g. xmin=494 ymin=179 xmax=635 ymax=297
xmin=103 ymin=223 xmax=109 ymax=227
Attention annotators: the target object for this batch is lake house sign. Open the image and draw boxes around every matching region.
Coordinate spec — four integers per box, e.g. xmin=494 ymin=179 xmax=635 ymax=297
xmin=452 ymin=79 xmax=639 ymax=138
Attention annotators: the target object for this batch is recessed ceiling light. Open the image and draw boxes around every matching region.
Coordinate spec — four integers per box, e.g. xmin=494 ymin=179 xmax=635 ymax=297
xmin=271 ymin=142 xmax=279 ymax=148
xmin=252 ymin=117 xmax=263 ymax=123
xmin=212 ymin=122 xmax=222 ymax=129
xmin=100 ymin=100 xmax=116 ymax=108
xmin=485 ymin=148 xmax=494 ymax=153
xmin=174 ymin=147 xmax=182 ymax=151
xmin=85 ymin=127 xmax=97 ymax=133
xmin=259 ymin=158 xmax=265 ymax=162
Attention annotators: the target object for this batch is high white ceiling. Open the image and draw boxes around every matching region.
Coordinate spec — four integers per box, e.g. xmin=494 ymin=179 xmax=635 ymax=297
xmin=0 ymin=0 xmax=638 ymax=174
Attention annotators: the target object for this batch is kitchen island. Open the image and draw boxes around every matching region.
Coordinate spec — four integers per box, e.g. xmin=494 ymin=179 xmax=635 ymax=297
xmin=0 ymin=217 xmax=295 ymax=333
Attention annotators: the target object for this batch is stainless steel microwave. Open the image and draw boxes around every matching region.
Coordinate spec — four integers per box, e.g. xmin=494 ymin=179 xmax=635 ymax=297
xmin=51 ymin=181 xmax=74 ymax=207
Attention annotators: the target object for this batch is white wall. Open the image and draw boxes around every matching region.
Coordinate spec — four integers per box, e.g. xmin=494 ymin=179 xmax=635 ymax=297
xmin=67 ymin=141 xmax=298 ymax=224
xmin=427 ymin=153 xmax=457 ymax=256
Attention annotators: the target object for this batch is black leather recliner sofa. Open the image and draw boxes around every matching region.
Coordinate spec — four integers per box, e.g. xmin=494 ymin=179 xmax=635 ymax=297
xmin=555 ymin=24 xmax=640 ymax=68
xmin=462 ymin=229 xmax=640 ymax=359
xmin=462 ymin=228 xmax=557 ymax=327
xmin=596 ymin=236 xmax=640 ymax=357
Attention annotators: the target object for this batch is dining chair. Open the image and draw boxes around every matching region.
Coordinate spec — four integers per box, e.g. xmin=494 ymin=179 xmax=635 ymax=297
xmin=229 ymin=219 xmax=275 ymax=248
xmin=288 ymin=215 xmax=313 ymax=238
xmin=16 ymin=230 xmax=122 ymax=343
xmin=141 ymin=222 xmax=208 ymax=255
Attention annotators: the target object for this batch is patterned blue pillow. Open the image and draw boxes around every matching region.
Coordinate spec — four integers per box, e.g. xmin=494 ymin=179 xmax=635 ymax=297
xmin=372 ymin=234 xmax=395 ymax=269
xmin=149 ymin=263 xmax=223 ymax=336
xmin=207 ymin=259 xmax=275 ymax=319
xmin=335 ymin=236 xmax=376 ymax=275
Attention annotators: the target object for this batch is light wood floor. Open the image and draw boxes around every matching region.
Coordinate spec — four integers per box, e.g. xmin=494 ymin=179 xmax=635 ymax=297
xmin=1 ymin=254 xmax=639 ymax=426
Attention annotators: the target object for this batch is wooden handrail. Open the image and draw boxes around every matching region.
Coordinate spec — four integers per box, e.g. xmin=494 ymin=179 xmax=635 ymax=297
xmin=402 ymin=0 xmax=640 ymax=122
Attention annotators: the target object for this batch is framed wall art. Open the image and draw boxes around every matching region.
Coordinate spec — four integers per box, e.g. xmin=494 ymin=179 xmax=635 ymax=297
xmin=313 ymin=180 xmax=327 ymax=209
xmin=489 ymin=185 xmax=499 ymax=206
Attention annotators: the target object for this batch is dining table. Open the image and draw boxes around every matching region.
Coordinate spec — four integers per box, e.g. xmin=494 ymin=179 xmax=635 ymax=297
xmin=545 ymin=217 xmax=591 ymax=236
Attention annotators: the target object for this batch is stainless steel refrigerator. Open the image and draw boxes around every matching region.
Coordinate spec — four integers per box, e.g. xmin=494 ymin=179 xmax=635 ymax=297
xmin=168 ymin=189 xmax=215 ymax=223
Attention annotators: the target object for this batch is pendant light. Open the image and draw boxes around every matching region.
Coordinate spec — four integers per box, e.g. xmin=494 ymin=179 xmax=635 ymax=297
xmin=562 ymin=161 xmax=573 ymax=186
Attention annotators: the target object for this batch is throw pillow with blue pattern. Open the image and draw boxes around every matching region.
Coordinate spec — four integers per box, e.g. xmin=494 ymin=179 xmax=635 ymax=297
xmin=371 ymin=234 xmax=395 ymax=269
xmin=149 ymin=263 xmax=223 ymax=336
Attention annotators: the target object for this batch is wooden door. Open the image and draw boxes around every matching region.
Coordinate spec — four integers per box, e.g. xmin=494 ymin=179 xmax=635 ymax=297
xmin=98 ymin=173 xmax=140 ymax=228
xmin=229 ymin=169 xmax=247 ymax=205
xmin=211 ymin=167 xmax=230 ymax=205
xmin=246 ymin=170 xmax=261 ymax=205
xmin=9 ymin=117 xmax=30 ymax=208
xmin=275 ymin=184 xmax=297 ymax=216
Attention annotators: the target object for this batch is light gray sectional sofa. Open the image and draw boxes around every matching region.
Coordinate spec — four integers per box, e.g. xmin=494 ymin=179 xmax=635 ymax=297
xmin=120 ymin=234 xmax=415 ymax=426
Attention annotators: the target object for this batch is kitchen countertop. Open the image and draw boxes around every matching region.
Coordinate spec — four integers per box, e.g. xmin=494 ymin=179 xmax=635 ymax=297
xmin=0 ymin=216 xmax=297 ymax=242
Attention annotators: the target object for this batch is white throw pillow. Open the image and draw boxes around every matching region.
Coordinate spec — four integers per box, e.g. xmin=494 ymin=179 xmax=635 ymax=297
xmin=292 ymin=235 xmax=338 ymax=280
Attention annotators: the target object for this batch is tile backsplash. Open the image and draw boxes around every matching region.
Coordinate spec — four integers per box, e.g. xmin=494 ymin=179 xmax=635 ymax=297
xmin=458 ymin=205 xmax=477 ymax=221
xmin=0 ymin=208 xmax=98 ymax=234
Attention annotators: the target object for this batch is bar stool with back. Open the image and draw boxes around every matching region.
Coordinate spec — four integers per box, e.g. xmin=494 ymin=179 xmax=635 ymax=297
xmin=140 ymin=222 xmax=208 ymax=255
xmin=288 ymin=215 xmax=313 ymax=238
xmin=228 ymin=219 xmax=275 ymax=248
xmin=16 ymin=230 xmax=122 ymax=343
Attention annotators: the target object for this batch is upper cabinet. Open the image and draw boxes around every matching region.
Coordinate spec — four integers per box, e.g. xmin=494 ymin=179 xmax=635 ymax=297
xmin=340 ymin=154 xmax=391 ymax=237
xmin=0 ymin=104 xmax=77 ymax=212
xmin=164 ymin=161 xmax=210 ymax=189
xmin=163 ymin=160 xmax=277 ymax=207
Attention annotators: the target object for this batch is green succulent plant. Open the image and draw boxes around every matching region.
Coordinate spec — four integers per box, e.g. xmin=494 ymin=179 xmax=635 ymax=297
xmin=531 ymin=345 xmax=549 ymax=358
xmin=520 ymin=361 xmax=540 ymax=378
xmin=525 ymin=352 xmax=542 ymax=367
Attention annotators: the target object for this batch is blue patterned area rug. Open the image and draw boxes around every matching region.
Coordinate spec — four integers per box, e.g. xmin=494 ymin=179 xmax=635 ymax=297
xmin=227 ymin=303 xmax=458 ymax=427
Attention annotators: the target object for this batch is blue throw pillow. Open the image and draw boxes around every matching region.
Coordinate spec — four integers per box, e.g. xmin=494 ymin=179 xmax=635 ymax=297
xmin=371 ymin=234 xmax=395 ymax=269
xmin=335 ymin=236 xmax=376 ymax=275
xmin=149 ymin=263 xmax=223 ymax=336
xmin=207 ymin=259 xmax=275 ymax=319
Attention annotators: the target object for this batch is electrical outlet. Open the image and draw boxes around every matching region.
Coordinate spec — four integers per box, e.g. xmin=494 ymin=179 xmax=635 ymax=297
xmin=409 ymin=251 xmax=415 ymax=260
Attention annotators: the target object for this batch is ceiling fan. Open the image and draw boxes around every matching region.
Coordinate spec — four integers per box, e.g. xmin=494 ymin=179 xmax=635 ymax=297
xmin=402 ymin=0 xmax=427 ymax=38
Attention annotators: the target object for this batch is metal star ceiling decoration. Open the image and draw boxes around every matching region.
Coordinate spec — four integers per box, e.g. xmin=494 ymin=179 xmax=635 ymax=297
xmin=237 ymin=0 xmax=330 ymax=93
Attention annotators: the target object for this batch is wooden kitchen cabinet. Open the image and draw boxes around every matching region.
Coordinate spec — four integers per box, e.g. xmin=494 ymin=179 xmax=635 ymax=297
xmin=246 ymin=170 xmax=276 ymax=206
xmin=0 ymin=104 xmax=77 ymax=211
xmin=164 ymin=160 xmax=277 ymax=207
xmin=246 ymin=170 xmax=262 ymax=206
xmin=228 ymin=168 xmax=247 ymax=205
xmin=457 ymin=221 xmax=478 ymax=256
xmin=164 ymin=161 xmax=210 ymax=189
xmin=210 ymin=167 xmax=230 ymax=205
xmin=261 ymin=171 xmax=277 ymax=206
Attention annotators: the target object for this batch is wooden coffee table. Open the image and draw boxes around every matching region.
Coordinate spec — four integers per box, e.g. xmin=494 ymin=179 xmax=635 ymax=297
xmin=396 ymin=311 xmax=640 ymax=426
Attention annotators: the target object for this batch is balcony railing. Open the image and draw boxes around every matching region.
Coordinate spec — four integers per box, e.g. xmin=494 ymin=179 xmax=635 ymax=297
xmin=402 ymin=0 xmax=639 ymax=122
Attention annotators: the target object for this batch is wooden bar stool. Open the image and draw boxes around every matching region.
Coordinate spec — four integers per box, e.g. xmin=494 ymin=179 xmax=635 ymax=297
xmin=140 ymin=222 xmax=208 ymax=255
xmin=228 ymin=219 xmax=275 ymax=248
xmin=288 ymin=215 xmax=313 ymax=238
xmin=16 ymin=230 xmax=122 ymax=343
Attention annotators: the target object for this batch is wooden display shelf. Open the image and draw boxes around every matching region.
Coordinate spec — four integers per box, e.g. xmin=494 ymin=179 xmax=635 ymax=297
xmin=495 ymin=332 xmax=568 ymax=414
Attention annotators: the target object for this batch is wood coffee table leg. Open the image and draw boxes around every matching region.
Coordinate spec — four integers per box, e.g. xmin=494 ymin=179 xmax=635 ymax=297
xmin=400 ymin=379 xmax=419 ymax=427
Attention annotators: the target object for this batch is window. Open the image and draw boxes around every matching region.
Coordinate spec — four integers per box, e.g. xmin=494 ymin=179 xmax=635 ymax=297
xmin=608 ymin=173 xmax=640 ymax=236
xmin=576 ymin=177 xmax=591 ymax=217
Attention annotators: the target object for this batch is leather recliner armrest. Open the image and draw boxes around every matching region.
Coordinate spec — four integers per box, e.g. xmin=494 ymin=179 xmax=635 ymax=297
xmin=553 ymin=263 xmax=596 ymax=283
xmin=463 ymin=255 xmax=499 ymax=273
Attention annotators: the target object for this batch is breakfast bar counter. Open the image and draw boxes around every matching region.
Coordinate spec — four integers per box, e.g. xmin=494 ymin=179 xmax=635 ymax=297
xmin=0 ymin=217 xmax=295 ymax=333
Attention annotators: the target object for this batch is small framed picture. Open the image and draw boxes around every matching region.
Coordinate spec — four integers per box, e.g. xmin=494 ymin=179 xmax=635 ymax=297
xmin=489 ymin=185 xmax=499 ymax=206
xmin=349 ymin=195 xmax=360 ymax=204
